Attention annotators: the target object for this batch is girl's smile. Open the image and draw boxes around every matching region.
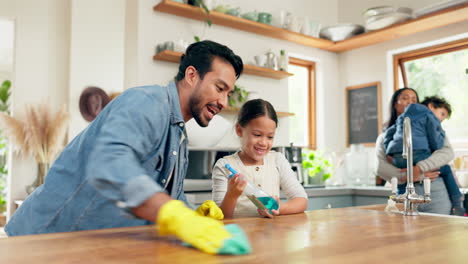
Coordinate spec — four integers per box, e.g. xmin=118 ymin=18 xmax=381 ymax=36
xmin=236 ymin=116 xmax=277 ymax=166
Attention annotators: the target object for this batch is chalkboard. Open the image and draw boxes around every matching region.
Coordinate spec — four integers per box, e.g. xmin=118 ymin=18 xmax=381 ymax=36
xmin=346 ymin=82 xmax=382 ymax=146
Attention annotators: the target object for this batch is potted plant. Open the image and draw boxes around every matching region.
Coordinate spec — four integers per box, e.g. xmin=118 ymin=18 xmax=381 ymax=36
xmin=0 ymin=102 xmax=70 ymax=194
xmin=302 ymin=150 xmax=332 ymax=186
xmin=228 ymin=84 xmax=250 ymax=107
xmin=0 ymin=80 xmax=10 ymax=220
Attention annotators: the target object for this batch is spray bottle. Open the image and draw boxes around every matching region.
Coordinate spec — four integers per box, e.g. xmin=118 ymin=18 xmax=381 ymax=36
xmin=225 ymin=164 xmax=279 ymax=213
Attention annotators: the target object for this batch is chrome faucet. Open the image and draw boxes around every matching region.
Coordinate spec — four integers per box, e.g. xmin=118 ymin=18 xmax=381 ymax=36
xmin=391 ymin=117 xmax=431 ymax=216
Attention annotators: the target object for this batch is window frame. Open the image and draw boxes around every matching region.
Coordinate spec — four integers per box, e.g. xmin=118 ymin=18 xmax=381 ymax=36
xmin=393 ymin=38 xmax=468 ymax=90
xmin=288 ymin=57 xmax=316 ymax=149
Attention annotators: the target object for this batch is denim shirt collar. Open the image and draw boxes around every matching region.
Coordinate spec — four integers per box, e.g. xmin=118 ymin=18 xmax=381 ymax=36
xmin=167 ymin=82 xmax=184 ymax=125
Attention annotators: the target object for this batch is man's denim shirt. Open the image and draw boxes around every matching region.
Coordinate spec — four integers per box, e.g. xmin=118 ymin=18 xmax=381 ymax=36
xmin=6 ymin=82 xmax=190 ymax=236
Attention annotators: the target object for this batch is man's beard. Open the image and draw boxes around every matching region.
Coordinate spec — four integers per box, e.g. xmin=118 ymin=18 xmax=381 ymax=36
xmin=189 ymin=92 xmax=209 ymax=127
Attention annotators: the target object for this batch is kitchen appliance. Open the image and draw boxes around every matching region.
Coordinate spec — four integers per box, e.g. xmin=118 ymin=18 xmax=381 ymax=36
xmin=276 ymin=143 xmax=304 ymax=184
xmin=184 ymin=150 xmax=235 ymax=191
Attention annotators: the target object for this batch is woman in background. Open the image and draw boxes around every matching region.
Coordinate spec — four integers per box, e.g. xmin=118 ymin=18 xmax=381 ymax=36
xmin=375 ymin=88 xmax=453 ymax=215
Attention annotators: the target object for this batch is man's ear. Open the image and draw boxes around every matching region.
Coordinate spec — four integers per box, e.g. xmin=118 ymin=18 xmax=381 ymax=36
xmin=184 ymin=66 xmax=199 ymax=87
xmin=235 ymin=123 xmax=243 ymax=137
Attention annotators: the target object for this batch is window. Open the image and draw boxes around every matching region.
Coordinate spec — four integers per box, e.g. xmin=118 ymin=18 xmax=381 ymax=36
xmin=288 ymin=57 xmax=316 ymax=149
xmin=393 ymin=38 xmax=468 ymax=147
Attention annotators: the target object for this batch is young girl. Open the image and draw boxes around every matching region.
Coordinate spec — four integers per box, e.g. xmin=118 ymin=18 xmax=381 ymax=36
xmin=211 ymin=99 xmax=308 ymax=218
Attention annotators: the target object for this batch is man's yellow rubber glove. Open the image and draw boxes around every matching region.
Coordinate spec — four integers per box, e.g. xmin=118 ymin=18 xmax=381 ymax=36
xmin=195 ymin=200 xmax=224 ymax=220
xmin=157 ymin=200 xmax=232 ymax=254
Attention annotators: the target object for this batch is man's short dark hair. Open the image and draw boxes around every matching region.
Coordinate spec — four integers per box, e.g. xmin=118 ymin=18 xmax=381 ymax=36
xmin=421 ymin=95 xmax=452 ymax=118
xmin=175 ymin=40 xmax=243 ymax=82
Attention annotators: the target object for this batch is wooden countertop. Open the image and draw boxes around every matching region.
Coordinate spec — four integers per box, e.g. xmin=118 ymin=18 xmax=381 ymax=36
xmin=1 ymin=205 xmax=467 ymax=263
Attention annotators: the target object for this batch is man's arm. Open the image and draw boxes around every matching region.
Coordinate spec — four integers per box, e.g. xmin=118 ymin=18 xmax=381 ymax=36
xmin=87 ymin=89 xmax=169 ymax=215
xmin=131 ymin=192 xmax=172 ymax=222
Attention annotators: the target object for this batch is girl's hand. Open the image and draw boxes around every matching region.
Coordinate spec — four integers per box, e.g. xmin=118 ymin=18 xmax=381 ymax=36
xmin=226 ymin=173 xmax=247 ymax=199
xmin=257 ymin=196 xmax=280 ymax=218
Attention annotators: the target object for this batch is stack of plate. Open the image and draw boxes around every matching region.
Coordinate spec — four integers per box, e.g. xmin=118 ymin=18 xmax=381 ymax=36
xmin=363 ymin=6 xmax=413 ymax=31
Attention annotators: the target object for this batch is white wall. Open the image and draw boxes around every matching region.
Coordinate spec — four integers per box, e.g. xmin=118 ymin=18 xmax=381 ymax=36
xmin=0 ymin=0 xmax=70 ymax=218
xmin=135 ymin=0 xmax=343 ymax=150
xmin=68 ymin=0 xmax=126 ymax=139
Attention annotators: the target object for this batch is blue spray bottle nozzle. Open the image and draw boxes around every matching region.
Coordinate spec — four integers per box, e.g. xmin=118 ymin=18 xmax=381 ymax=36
xmin=225 ymin=164 xmax=237 ymax=179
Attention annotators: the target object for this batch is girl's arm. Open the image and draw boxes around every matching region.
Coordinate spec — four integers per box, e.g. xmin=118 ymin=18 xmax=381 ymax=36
xmin=275 ymin=152 xmax=308 ymax=215
xmin=275 ymin=197 xmax=307 ymax=215
xmin=211 ymin=159 xmax=246 ymax=219
xmin=219 ymin=174 xmax=246 ymax=218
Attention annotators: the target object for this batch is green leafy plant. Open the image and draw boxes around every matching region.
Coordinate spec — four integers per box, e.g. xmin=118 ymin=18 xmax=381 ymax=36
xmin=0 ymin=80 xmax=10 ymax=214
xmin=302 ymin=150 xmax=332 ymax=182
xmin=0 ymin=80 xmax=11 ymax=113
xmin=228 ymin=85 xmax=250 ymax=107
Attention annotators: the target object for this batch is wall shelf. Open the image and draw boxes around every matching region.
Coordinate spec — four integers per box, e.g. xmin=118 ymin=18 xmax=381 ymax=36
xmin=328 ymin=3 xmax=468 ymax=52
xmin=153 ymin=0 xmax=335 ymax=51
xmin=154 ymin=0 xmax=468 ymax=53
xmin=222 ymin=106 xmax=295 ymax=117
xmin=153 ymin=50 xmax=293 ymax=80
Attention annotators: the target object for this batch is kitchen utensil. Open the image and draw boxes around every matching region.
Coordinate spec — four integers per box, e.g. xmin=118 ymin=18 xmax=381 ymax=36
xmin=287 ymin=15 xmax=302 ymax=33
xmin=214 ymin=4 xmax=229 ymax=13
xmin=226 ymin=7 xmax=240 ymax=16
xmin=365 ymin=12 xmax=412 ymax=31
xmin=363 ymin=6 xmax=395 ymax=18
xmin=458 ymin=171 xmax=468 ymax=188
xmin=254 ymin=54 xmax=266 ymax=67
xmin=241 ymin=11 xmax=258 ymax=21
xmin=319 ymin=24 xmax=364 ymax=41
xmin=454 ymin=156 xmax=463 ymax=170
xmin=264 ymin=50 xmax=278 ymax=70
xmin=278 ymin=10 xmax=291 ymax=29
xmin=286 ymin=143 xmax=302 ymax=163
xmin=257 ymin=12 xmax=272 ymax=24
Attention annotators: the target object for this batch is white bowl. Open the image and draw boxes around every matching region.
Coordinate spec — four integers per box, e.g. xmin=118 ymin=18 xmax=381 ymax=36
xmin=319 ymin=24 xmax=365 ymax=41
xmin=365 ymin=12 xmax=412 ymax=31
xmin=186 ymin=115 xmax=232 ymax=147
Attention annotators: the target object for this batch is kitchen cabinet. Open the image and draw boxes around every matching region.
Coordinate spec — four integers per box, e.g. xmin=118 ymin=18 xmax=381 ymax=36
xmin=154 ymin=0 xmax=468 ymax=52
xmin=2 ymin=205 xmax=467 ymax=263
xmin=154 ymin=50 xmax=293 ymax=80
xmin=186 ymin=187 xmax=390 ymax=209
xmin=307 ymin=195 xmax=353 ymax=210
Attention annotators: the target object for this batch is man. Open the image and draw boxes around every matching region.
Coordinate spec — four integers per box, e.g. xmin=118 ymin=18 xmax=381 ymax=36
xmin=6 ymin=40 xmax=244 ymax=254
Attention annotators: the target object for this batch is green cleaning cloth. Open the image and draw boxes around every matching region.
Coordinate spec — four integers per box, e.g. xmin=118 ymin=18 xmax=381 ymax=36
xmin=183 ymin=224 xmax=252 ymax=255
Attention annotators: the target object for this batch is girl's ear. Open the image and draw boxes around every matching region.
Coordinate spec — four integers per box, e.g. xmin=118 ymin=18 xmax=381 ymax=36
xmin=235 ymin=123 xmax=243 ymax=137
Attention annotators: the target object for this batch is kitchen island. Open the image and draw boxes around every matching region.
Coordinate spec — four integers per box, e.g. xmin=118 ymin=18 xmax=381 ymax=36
xmin=1 ymin=205 xmax=467 ymax=263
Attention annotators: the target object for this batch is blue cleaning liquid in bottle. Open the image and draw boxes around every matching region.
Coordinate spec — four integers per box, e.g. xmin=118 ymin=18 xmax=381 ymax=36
xmin=225 ymin=164 xmax=279 ymax=213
